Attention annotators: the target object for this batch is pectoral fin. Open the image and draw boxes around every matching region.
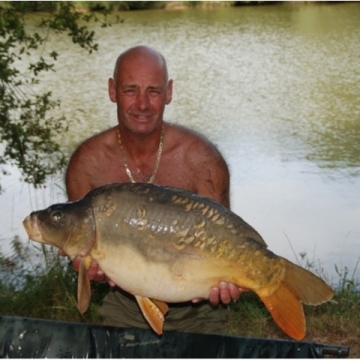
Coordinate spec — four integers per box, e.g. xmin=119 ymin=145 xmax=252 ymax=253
xmin=77 ymin=255 xmax=92 ymax=314
xmin=151 ymin=299 xmax=169 ymax=316
xmin=135 ymin=295 xmax=168 ymax=335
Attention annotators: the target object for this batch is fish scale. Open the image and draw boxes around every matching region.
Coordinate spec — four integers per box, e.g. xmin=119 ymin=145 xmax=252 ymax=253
xmin=23 ymin=182 xmax=333 ymax=340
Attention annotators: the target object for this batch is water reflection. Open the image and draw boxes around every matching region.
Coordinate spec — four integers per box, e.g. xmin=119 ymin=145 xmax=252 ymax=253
xmin=0 ymin=3 xmax=359 ymax=283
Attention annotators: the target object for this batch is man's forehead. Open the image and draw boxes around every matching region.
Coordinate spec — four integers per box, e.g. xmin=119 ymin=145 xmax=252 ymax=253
xmin=119 ymin=65 xmax=166 ymax=85
xmin=116 ymin=51 xmax=167 ymax=81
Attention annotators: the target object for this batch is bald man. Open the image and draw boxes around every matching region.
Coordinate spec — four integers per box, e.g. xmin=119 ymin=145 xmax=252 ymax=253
xmin=66 ymin=45 xmax=241 ymax=334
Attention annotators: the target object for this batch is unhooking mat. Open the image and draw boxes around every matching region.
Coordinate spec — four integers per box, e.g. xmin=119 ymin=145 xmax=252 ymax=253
xmin=0 ymin=316 xmax=350 ymax=358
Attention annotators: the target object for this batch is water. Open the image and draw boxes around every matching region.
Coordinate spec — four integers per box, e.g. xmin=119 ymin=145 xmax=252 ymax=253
xmin=1 ymin=3 xmax=359 ymax=286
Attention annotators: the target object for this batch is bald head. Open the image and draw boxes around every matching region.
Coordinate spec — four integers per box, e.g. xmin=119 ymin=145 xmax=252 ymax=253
xmin=113 ymin=46 xmax=169 ymax=84
xmin=108 ymin=45 xmax=173 ymax=129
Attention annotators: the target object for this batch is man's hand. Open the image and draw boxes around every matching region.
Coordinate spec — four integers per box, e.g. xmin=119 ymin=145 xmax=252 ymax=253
xmin=59 ymin=250 xmax=115 ymax=286
xmin=209 ymin=282 xmax=242 ymax=305
xmin=192 ymin=282 xmax=243 ymax=305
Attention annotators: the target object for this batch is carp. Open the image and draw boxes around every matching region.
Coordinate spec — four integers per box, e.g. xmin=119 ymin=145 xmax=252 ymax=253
xmin=23 ymin=182 xmax=333 ymax=340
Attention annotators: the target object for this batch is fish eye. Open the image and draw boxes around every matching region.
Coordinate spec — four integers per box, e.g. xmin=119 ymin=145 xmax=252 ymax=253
xmin=51 ymin=211 xmax=63 ymax=223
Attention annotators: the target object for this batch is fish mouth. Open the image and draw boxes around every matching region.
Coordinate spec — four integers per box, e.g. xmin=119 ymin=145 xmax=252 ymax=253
xmin=23 ymin=214 xmax=44 ymax=243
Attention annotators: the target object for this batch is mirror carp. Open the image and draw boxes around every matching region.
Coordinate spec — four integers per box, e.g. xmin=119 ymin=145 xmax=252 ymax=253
xmin=23 ymin=182 xmax=333 ymax=340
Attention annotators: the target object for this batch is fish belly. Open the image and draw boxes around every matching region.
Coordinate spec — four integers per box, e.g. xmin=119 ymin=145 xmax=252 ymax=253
xmin=90 ymin=242 xmax=234 ymax=302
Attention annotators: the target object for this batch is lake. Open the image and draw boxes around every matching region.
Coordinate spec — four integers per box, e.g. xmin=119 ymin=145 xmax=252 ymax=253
xmin=1 ymin=2 xmax=359 ymax=287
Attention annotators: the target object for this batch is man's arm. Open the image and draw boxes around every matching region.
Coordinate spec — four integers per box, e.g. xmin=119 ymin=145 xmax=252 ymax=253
xmin=187 ymin=137 xmax=242 ymax=305
xmin=65 ymin=145 xmax=94 ymax=201
xmin=64 ymin=141 xmax=115 ymax=283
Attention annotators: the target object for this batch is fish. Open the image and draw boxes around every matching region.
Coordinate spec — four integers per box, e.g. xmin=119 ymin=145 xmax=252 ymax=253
xmin=23 ymin=182 xmax=333 ymax=340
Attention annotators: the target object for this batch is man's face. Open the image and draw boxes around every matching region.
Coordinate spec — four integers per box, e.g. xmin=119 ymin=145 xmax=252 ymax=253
xmin=109 ymin=55 xmax=172 ymax=135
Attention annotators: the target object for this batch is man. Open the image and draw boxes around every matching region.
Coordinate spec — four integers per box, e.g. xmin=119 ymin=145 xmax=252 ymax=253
xmin=66 ymin=45 xmax=240 ymax=334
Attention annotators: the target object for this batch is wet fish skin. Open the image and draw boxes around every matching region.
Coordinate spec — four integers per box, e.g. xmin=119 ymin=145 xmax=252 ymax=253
xmin=23 ymin=182 xmax=334 ymax=340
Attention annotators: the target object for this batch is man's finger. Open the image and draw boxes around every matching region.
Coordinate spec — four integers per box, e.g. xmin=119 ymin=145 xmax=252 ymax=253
xmin=208 ymin=285 xmax=221 ymax=306
xmin=218 ymin=281 xmax=232 ymax=305
xmin=228 ymin=283 xmax=242 ymax=301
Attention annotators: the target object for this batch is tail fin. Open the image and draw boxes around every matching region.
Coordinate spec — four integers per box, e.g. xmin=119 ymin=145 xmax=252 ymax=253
xmin=259 ymin=258 xmax=333 ymax=340
xmin=261 ymin=282 xmax=305 ymax=340
xmin=281 ymin=258 xmax=334 ymax=305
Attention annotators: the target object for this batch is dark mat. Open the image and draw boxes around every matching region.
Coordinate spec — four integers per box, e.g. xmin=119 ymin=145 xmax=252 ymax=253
xmin=0 ymin=316 xmax=349 ymax=358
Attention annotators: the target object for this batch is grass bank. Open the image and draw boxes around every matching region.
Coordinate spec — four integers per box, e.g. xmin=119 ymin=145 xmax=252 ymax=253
xmin=227 ymin=290 xmax=359 ymax=357
xmin=0 ymin=237 xmax=359 ymax=357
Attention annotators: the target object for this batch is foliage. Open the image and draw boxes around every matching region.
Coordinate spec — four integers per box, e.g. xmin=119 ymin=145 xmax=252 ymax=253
xmin=116 ymin=2 xmax=163 ymax=11
xmin=233 ymin=1 xmax=280 ymax=5
xmin=227 ymin=292 xmax=279 ymax=338
xmin=0 ymin=236 xmax=108 ymax=323
xmin=334 ymin=256 xmax=360 ymax=292
xmin=72 ymin=2 xmax=164 ymax=12
xmin=85 ymin=2 xmax=115 ymax=12
xmin=0 ymin=2 xmax=111 ymax=193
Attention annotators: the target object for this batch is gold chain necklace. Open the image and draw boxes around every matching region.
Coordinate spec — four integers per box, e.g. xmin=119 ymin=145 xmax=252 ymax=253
xmin=117 ymin=125 xmax=164 ymax=184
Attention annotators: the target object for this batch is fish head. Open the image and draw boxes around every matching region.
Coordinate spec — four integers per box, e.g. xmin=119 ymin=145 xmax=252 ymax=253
xmin=23 ymin=199 xmax=95 ymax=259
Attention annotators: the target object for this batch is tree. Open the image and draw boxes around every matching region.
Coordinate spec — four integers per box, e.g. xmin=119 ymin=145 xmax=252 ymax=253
xmin=0 ymin=2 xmax=111 ymax=193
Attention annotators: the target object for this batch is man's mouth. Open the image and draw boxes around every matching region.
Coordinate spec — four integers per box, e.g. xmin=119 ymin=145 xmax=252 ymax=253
xmin=131 ymin=114 xmax=154 ymax=121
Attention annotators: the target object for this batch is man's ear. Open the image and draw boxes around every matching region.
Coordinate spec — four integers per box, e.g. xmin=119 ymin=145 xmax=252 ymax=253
xmin=165 ymin=79 xmax=173 ymax=105
xmin=108 ymin=78 xmax=116 ymax=103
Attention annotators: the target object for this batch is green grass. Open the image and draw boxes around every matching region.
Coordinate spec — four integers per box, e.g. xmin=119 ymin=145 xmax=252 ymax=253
xmin=226 ymin=251 xmax=360 ymax=358
xmin=1 ymin=236 xmax=359 ymax=357
xmin=227 ymin=288 xmax=360 ymax=357
xmin=0 ymin=237 xmax=106 ymax=324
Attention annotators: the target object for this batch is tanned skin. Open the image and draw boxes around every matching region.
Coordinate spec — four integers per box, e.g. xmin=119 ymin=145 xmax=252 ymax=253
xmin=65 ymin=45 xmax=241 ymax=305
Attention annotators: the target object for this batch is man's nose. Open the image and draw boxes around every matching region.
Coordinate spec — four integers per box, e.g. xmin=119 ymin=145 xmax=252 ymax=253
xmin=136 ymin=92 xmax=150 ymax=110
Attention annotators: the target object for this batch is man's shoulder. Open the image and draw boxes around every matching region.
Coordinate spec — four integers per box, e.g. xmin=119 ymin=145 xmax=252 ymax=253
xmin=83 ymin=127 xmax=115 ymax=145
xmin=69 ymin=127 xmax=116 ymax=165
xmin=164 ymin=123 xmax=229 ymax=206
xmin=74 ymin=127 xmax=116 ymax=152
xmin=167 ymin=123 xmax=218 ymax=151
xmin=166 ymin=122 xmax=227 ymax=169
